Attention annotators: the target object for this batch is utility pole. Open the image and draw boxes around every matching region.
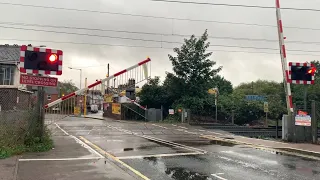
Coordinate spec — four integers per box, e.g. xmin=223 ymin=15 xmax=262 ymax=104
xmin=107 ymin=63 xmax=110 ymax=94
xmin=251 ymin=81 xmax=254 ymax=94
xmin=303 ymin=85 xmax=308 ymax=111
xmin=84 ymin=78 xmax=87 ymax=116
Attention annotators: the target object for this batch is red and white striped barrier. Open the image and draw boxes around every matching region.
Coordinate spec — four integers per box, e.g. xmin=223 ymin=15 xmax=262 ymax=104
xmin=276 ymin=0 xmax=293 ymax=112
xmin=45 ymin=58 xmax=151 ymax=109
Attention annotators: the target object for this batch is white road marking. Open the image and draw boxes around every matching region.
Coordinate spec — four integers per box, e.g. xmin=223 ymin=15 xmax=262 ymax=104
xmin=172 ymin=124 xmax=177 ymax=127
xmin=176 ymin=129 xmax=184 ymax=131
xmin=117 ymin=152 xmax=202 ymax=159
xmin=198 ymin=129 xmax=205 ymax=132
xmin=19 ymin=157 xmax=101 ymax=161
xmin=178 ymin=126 xmax=188 ymax=129
xmin=211 ymin=173 xmax=228 ymax=180
xmin=55 ymin=123 xmax=104 ymax=158
xmin=151 ymin=124 xmax=168 ymax=129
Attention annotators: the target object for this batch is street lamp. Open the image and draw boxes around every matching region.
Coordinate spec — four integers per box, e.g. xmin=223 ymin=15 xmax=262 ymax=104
xmin=68 ymin=67 xmax=82 ymax=89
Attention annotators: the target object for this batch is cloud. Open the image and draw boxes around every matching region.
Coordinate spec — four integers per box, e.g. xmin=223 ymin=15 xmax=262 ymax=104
xmin=1 ymin=0 xmax=320 ymax=87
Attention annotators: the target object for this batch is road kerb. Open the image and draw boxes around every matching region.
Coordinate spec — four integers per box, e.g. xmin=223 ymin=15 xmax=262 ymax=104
xmin=200 ymin=135 xmax=320 ymax=161
xmin=79 ymin=136 xmax=150 ymax=180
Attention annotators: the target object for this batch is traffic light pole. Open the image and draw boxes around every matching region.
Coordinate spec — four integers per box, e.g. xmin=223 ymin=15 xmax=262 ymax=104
xmin=304 ymin=84 xmax=308 ymax=111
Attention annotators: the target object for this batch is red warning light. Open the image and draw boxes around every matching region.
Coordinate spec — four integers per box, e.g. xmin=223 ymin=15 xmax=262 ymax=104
xmin=307 ymin=67 xmax=316 ymax=74
xmin=49 ymin=54 xmax=58 ymax=62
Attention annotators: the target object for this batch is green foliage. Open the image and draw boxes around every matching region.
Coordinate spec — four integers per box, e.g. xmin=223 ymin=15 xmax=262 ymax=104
xmin=0 ymin=127 xmax=53 ymax=159
xmin=58 ymin=80 xmax=79 ymax=96
xmin=139 ymin=76 xmax=168 ymax=108
xmin=0 ymin=110 xmax=53 ymax=159
xmin=168 ymin=29 xmax=222 ymax=98
xmin=163 ymin=115 xmax=180 ymax=123
xmin=138 ymin=30 xmax=319 ymax=125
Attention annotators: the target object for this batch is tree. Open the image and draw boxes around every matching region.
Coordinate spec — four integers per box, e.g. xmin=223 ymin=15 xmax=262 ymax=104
xmin=227 ymin=80 xmax=287 ymax=125
xmin=58 ymin=80 xmax=79 ymax=96
xmin=168 ymin=29 xmax=222 ymax=98
xmin=210 ymin=75 xmax=233 ymax=95
xmin=139 ymin=76 xmax=168 ymax=108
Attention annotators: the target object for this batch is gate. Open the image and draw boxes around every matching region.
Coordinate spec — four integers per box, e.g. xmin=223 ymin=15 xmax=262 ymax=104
xmin=44 ymin=58 xmax=151 ymax=122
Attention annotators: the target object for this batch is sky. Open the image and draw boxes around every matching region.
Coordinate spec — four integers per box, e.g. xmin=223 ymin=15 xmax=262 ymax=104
xmin=1 ymin=0 xmax=320 ymax=89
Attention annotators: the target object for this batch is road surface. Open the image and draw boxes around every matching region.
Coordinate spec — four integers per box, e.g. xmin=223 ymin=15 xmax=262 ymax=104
xmin=33 ymin=117 xmax=320 ymax=180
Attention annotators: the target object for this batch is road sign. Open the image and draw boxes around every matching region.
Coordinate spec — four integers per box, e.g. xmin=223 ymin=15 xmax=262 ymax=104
xmin=20 ymin=74 xmax=58 ymax=87
xmin=264 ymin=102 xmax=269 ymax=112
xmin=245 ymin=95 xmax=266 ymax=101
xmin=295 ymin=115 xmax=311 ymax=126
xmin=169 ymin=109 xmax=174 ymax=115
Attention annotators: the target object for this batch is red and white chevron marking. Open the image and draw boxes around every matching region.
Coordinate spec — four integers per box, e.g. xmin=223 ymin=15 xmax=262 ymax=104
xmin=288 ymin=62 xmax=315 ymax=85
xmin=45 ymin=58 xmax=151 ymax=109
xmin=276 ymin=0 xmax=293 ymax=112
xmin=19 ymin=45 xmax=63 ymax=75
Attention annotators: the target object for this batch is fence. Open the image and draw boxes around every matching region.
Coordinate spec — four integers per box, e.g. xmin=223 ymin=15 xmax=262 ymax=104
xmin=0 ymin=87 xmax=35 ymax=150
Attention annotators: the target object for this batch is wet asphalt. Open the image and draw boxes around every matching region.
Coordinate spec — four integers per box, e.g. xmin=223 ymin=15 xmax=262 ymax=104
xmin=53 ymin=116 xmax=320 ymax=180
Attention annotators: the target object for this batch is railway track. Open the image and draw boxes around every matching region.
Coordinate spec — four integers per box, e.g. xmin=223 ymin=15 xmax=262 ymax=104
xmin=198 ymin=124 xmax=320 ymax=138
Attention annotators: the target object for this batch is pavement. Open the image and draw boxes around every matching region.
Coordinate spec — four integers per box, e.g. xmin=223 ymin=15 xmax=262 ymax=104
xmin=2 ymin=113 xmax=320 ymax=180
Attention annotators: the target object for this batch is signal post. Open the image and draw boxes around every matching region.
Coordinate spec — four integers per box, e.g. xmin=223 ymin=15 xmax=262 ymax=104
xmin=19 ymin=45 xmax=63 ymax=137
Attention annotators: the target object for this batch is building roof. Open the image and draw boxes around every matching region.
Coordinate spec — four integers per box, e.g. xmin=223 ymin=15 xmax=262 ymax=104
xmin=0 ymin=44 xmax=20 ymax=65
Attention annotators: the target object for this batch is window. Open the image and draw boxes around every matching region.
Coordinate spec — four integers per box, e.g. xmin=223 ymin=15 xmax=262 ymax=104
xmin=0 ymin=64 xmax=15 ymax=85
xmin=47 ymin=95 xmax=52 ymax=101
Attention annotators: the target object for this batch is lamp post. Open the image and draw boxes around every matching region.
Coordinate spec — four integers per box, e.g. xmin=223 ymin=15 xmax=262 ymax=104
xmin=68 ymin=67 xmax=82 ymax=89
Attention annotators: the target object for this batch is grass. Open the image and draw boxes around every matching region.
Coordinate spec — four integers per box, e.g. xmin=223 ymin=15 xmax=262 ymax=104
xmin=162 ymin=115 xmax=181 ymax=124
xmin=0 ymin=128 xmax=53 ymax=159
xmin=0 ymin=110 xmax=54 ymax=159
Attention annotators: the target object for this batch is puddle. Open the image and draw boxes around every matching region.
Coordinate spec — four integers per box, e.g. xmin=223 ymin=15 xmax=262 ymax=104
xmin=136 ymin=144 xmax=162 ymax=150
xmin=123 ymin=148 xmax=134 ymax=151
xmin=142 ymin=157 xmax=213 ymax=180
xmin=165 ymin=167 xmax=213 ymax=180
xmin=171 ymin=139 xmax=237 ymax=147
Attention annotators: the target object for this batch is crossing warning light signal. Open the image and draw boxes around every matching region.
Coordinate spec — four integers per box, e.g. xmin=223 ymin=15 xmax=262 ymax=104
xmin=20 ymin=45 xmax=63 ymax=75
xmin=291 ymin=66 xmax=316 ymax=81
xmin=24 ymin=51 xmax=60 ymax=72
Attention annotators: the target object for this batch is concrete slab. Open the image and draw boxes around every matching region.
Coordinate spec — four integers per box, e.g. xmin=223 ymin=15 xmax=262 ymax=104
xmin=17 ymin=159 xmax=133 ymax=180
xmin=0 ymin=157 xmax=17 ymax=180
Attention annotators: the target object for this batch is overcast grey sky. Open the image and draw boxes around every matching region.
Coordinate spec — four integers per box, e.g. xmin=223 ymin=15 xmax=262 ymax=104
xmin=1 ymin=0 xmax=320 ymax=88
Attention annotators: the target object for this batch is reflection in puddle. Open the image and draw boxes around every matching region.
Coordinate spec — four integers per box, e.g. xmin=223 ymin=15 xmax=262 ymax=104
xmin=143 ymin=157 xmax=213 ymax=180
xmin=165 ymin=167 xmax=213 ymax=180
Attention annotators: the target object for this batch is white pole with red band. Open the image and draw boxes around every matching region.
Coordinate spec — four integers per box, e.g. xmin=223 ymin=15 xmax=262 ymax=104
xmin=45 ymin=58 xmax=151 ymax=109
xmin=275 ymin=0 xmax=293 ymax=113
